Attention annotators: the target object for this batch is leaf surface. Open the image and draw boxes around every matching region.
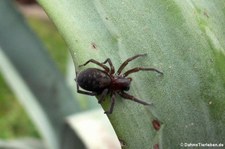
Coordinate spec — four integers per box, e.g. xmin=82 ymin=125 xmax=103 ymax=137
xmin=38 ymin=0 xmax=225 ymax=148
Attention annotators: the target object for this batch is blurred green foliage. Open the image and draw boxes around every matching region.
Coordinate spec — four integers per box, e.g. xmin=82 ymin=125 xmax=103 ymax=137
xmin=0 ymin=75 xmax=39 ymax=138
xmin=0 ymin=15 xmax=67 ymax=139
xmin=27 ymin=17 xmax=68 ymax=74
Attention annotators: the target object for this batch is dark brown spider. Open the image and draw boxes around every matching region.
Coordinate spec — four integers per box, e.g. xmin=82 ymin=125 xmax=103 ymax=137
xmin=75 ymin=54 xmax=163 ymax=114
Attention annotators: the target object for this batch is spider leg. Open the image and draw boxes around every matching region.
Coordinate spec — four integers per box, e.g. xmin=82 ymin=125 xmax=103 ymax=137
xmin=98 ymin=89 xmax=109 ymax=103
xmin=118 ymin=91 xmax=152 ymax=105
xmin=117 ymin=54 xmax=147 ymax=75
xmin=79 ymin=59 xmax=110 ymax=72
xmin=104 ymin=94 xmax=116 ymax=114
xmin=123 ymin=67 xmax=163 ymax=77
xmin=101 ymin=58 xmax=115 ymax=74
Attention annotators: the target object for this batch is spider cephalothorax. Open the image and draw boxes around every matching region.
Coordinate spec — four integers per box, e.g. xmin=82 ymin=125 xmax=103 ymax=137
xmin=76 ymin=54 xmax=163 ymax=114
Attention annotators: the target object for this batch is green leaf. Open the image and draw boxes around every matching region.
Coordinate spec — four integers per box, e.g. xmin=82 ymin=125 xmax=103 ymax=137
xmin=38 ymin=0 xmax=225 ymax=148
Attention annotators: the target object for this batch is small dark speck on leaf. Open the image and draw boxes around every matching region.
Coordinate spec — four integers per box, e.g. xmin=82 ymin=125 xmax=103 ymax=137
xmin=105 ymin=17 xmax=109 ymax=20
xmin=91 ymin=42 xmax=97 ymax=49
xmin=204 ymin=11 xmax=209 ymax=18
xmin=154 ymin=144 xmax=159 ymax=149
xmin=152 ymin=119 xmax=161 ymax=131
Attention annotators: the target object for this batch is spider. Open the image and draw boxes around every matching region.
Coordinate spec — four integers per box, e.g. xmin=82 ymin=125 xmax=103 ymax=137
xmin=75 ymin=54 xmax=163 ymax=114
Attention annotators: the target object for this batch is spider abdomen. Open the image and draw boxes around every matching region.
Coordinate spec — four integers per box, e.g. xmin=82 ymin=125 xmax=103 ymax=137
xmin=77 ymin=68 xmax=111 ymax=93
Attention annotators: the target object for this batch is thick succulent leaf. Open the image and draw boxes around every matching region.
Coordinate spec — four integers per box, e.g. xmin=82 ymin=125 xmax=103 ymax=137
xmin=38 ymin=0 xmax=225 ymax=148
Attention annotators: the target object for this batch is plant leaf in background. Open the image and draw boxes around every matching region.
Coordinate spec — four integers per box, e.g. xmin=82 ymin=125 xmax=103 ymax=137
xmin=0 ymin=1 xmax=85 ymax=149
xmin=38 ymin=0 xmax=225 ymax=148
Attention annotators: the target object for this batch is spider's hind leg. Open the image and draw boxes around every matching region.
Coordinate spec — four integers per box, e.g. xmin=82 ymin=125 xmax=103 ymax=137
xmin=101 ymin=58 xmax=115 ymax=74
xmin=98 ymin=89 xmax=109 ymax=103
xmin=118 ymin=91 xmax=152 ymax=105
xmin=104 ymin=94 xmax=116 ymax=114
xmin=117 ymin=54 xmax=147 ymax=75
xmin=79 ymin=59 xmax=110 ymax=72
